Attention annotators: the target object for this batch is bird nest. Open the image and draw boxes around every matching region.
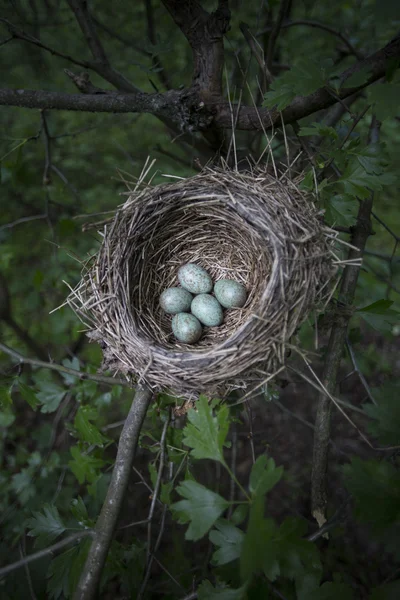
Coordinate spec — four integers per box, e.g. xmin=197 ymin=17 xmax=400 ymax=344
xmin=68 ymin=165 xmax=340 ymax=399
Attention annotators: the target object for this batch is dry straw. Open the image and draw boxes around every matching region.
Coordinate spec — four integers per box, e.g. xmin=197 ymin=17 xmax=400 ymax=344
xmin=67 ymin=160 xmax=344 ymax=399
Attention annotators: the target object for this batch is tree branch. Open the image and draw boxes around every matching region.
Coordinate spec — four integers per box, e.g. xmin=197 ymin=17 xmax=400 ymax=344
xmin=0 ymin=341 xmax=132 ymax=388
xmin=266 ymin=0 xmax=290 ymax=71
xmin=0 ymin=532 xmax=94 ymax=579
xmin=65 ymin=0 xmax=140 ymax=93
xmin=1 ymin=33 xmax=399 ymax=132
xmin=161 ymin=0 xmax=230 ymax=95
xmin=73 ymin=384 xmax=153 ymax=600
xmin=311 ymin=195 xmax=374 ymax=526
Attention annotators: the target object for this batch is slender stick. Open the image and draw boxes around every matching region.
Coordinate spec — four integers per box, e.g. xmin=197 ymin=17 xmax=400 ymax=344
xmin=0 ymin=532 xmax=93 ymax=579
xmin=73 ymin=384 xmax=153 ymax=600
xmin=0 ymin=341 xmax=132 ymax=387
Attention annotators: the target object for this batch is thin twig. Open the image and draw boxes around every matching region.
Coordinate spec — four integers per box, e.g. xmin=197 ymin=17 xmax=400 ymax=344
xmin=41 ymin=110 xmax=52 ymax=185
xmin=19 ymin=538 xmax=37 ymax=600
xmin=245 ymin=401 xmax=256 ymax=465
xmin=345 ymin=338 xmax=377 ymax=406
xmin=0 ymin=532 xmax=93 ymax=579
xmin=227 ymin=422 xmax=238 ymax=518
xmin=0 ymin=214 xmax=47 ymax=231
xmin=74 ymin=384 xmax=153 ymax=600
xmin=138 ymin=412 xmax=171 ymax=599
xmin=266 ymin=0 xmax=290 ymax=71
xmin=0 ymin=341 xmax=132 ymax=388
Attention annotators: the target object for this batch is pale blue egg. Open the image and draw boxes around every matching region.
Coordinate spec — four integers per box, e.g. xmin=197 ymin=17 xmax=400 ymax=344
xmin=191 ymin=294 xmax=223 ymax=327
xmin=160 ymin=287 xmax=193 ymax=314
xmin=178 ymin=263 xmax=213 ymax=294
xmin=172 ymin=313 xmax=202 ymax=344
xmin=214 ymin=279 xmax=247 ymax=308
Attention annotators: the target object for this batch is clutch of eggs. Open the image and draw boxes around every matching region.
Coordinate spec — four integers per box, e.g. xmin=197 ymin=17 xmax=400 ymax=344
xmin=159 ymin=263 xmax=247 ymax=345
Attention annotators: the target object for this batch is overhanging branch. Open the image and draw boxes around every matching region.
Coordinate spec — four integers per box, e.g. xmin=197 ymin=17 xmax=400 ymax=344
xmin=0 ymin=33 xmax=399 ymax=132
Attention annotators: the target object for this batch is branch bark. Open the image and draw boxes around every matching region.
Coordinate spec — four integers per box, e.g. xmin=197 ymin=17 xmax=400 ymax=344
xmin=311 ymin=196 xmax=374 ymax=525
xmin=161 ymin=0 xmax=230 ymax=96
xmin=74 ymin=384 xmax=153 ymax=600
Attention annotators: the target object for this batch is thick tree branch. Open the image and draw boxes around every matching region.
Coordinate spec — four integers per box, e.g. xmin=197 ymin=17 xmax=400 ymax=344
xmin=161 ymin=0 xmax=230 ymax=95
xmin=1 ymin=34 xmax=399 ymax=132
xmin=74 ymin=384 xmax=153 ymax=600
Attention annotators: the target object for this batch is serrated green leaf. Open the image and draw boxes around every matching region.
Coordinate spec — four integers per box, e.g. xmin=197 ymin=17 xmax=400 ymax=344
xmin=209 ymin=519 xmax=245 ymax=565
xmin=0 ymin=383 xmax=13 ymax=409
xmin=11 ymin=469 xmax=35 ymax=504
xmin=357 ymin=300 xmax=399 ymax=332
xmin=73 ymin=405 xmax=109 ymax=446
xmin=0 ymin=410 xmax=15 ymax=427
xmin=249 ymin=455 xmax=283 ymax=497
xmin=343 ymin=458 xmax=400 ymax=533
xmin=70 ymin=497 xmax=91 ymax=525
xmin=26 ymin=504 xmax=66 ymax=546
xmin=183 ymin=396 xmax=229 ymax=464
xmin=171 ymin=480 xmax=229 ymax=541
xmin=69 ymin=445 xmax=105 ymax=485
xmin=47 ymin=537 xmax=91 ymax=599
xmin=363 ymin=383 xmax=400 ymax=445
xmin=160 ymin=481 xmax=173 ymax=505
xmin=18 ymin=382 xmax=40 ymax=410
xmin=198 ymin=580 xmax=248 ymax=600
xmin=341 ymin=65 xmax=371 ymax=89
xmin=370 ymin=579 xmax=400 ymax=600
xmin=324 ymin=194 xmax=358 ymax=226
xmin=368 ymin=83 xmax=400 ymax=121
xmin=36 ymin=381 xmax=66 ymax=414
xmin=309 ymin=580 xmax=354 ymax=599
xmin=231 ymin=503 xmax=248 ymax=525
xmin=60 ymin=357 xmax=80 ymax=385
xmin=298 ymin=123 xmax=338 ymax=139
xmin=264 ymin=84 xmax=295 ymax=110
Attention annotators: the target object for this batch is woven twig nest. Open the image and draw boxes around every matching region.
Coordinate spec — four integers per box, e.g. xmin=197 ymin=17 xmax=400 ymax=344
xmin=68 ymin=166 xmax=339 ymax=399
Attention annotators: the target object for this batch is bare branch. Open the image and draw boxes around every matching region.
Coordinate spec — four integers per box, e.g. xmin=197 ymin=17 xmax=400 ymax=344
xmin=161 ymin=0 xmax=231 ymax=95
xmin=311 ymin=195 xmax=374 ymax=526
xmin=0 ymin=34 xmax=399 ymax=132
xmin=0 ymin=341 xmax=132 ymax=387
xmin=144 ymin=0 xmax=172 ymax=90
xmin=65 ymin=0 xmax=140 ymax=93
xmin=0 ymin=532 xmax=94 ymax=579
xmin=74 ymin=384 xmax=153 ymax=600
xmin=266 ymin=0 xmax=290 ymax=71
xmin=0 ymin=18 xmax=91 ymax=68
xmin=345 ymin=338 xmax=377 ymax=406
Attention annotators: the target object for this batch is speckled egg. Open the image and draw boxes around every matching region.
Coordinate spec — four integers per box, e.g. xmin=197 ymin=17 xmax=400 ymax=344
xmin=191 ymin=294 xmax=223 ymax=327
xmin=214 ymin=279 xmax=247 ymax=308
xmin=172 ymin=313 xmax=202 ymax=344
xmin=159 ymin=287 xmax=193 ymax=314
xmin=177 ymin=263 xmax=213 ymax=294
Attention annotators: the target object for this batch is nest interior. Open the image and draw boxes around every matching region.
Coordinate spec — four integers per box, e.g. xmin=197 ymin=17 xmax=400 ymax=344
xmin=69 ymin=167 xmax=338 ymax=398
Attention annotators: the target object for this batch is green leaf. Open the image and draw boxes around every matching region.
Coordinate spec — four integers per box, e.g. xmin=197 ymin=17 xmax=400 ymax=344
xmin=358 ymin=299 xmax=396 ymax=314
xmin=343 ymin=458 xmax=400 ymax=533
xmin=36 ymin=381 xmax=66 ymax=414
xmin=241 ymin=493 xmax=278 ymax=582
xmin=11 ymin=469 xmax=35 ymax=503
xmin=0 ymin=410 xmax=15 ymax=427
xmin=368 ymin=83 xmax=400 ymax=121
xmin=209 ymin=519 xmax=245 ymax=565
xmin=69 ymin=445 xmax=105 ymax=486
xmin=324 ymin=194 xmax=358 ymax=226
xmin=357 ymin=300 xmax=399 ymax=332
xmin=231 ymin=504 xmax=249 ymax=526
xmin=264 ymin=84 xmax=295 ymax=110
xmin=73 ymin=405 xmax=109 ymax=446
xmin=309 ymin=580 xmax=354 ymax=599
xmin=370 ymin=579 xmax=400 ymax=600
xmin=198 ymin=580 xmax=247 ymax=600
xmin=183 ymin=396 xmax=229 ymax=464
xmin=70 ymin=497 xmax=91 ymax=526
xmin=47 ymin=538 xmax=91 ymax=599
xmin=249 ymin=455 xmax=283 ymax=497
xmin=61 ymin=357 xmax=80 ymax=385
xmin=363 ymin=383 xmax=400 ymax=445
xmin=0 ymin=382 xmax=13 ymax=409
xmin=341 ymin=65 xmax=371 ymax=89
xmin=171 ymin=480 xmax=229 ymax=541
xmin=298 ymin=123 xmax=338 ymax=139
xmin=19 ymin=382 xmax=40 ymax=410
xmin=26 ymin=504 xmax=66 ymax=546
